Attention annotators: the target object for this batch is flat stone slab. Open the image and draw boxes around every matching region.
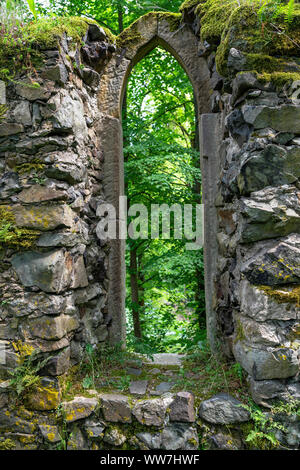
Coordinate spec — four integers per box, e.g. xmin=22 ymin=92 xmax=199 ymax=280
xmin=144 ymin=353 xmax=184 ymax=366
xmin=129 ymin=380 xmax=148 ymax=395
xmin=126 ymin=367 xmax=142 ymax=376
xmin=155 ymin=382 xmax=175 ymax=394
xmin=148 ymin=368 xmax=161 ymax=375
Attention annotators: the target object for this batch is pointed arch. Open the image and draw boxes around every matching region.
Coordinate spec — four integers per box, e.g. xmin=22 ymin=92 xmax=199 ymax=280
xmin=98 ymin=13 xmax=219 ymax=346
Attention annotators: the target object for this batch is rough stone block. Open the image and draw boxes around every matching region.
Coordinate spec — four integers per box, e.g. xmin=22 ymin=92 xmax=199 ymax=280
xmin=41 ymin=63 xmax=68 ymax=84
xmin=199 ymin=393 xmax=250 ymax=424
xmin=0 ymin=123 xmax=23 ymax=136
xmin=27 ymin=315 xmax=79 ymax=341
xmin=242 ymin=104 xmax=300 ymax=133
xmin=26 ymin=378 xmax=60 ymax=411
xmin=233 ymin=341 xmax=299 ymax=380
xmin=132 ymin=395 xmax=173 ymax=427
xmin=11 ymin=204 xmax=76 ymax=231
xmin=15 ymin=81 xmax=52 ymax=101
xmin=17 ymin=185 xmax=67 ymax=203
xmin=62 ymin=396 xmax=98 ymax=423
xmin=169 ymin=392 xmax=195 ymax=423
xmin=12 ymin=250 xmax=88 ymax=293
xmin=100 ymin=394 xmax=131 ymax=423
xmin=161 ymin=423 xmax=199 ymax=450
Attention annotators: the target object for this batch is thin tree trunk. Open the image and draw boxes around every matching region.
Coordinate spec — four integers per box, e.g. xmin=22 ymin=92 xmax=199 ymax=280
xmin=130 ymin=247 xmax=142 ymax=338
xmin=117 ymin=2 xmax=124 ymax=34
xmin=192 ymin=93 xmax=205 ymax=327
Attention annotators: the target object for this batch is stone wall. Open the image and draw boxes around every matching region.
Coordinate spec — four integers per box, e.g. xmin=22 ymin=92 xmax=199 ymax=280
xmin=0 ymin=23 xmax=115 ymax=379
xmin=214 ymin=71 xmax=300 ymax=406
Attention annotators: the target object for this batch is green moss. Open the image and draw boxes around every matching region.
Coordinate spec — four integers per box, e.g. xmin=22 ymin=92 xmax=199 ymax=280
xmin=196 ymin=0 xmax=239 ymax=44
xmin=242 ymin=52 xmax=299 ymax=75
xmin=116 ymin=20 xmax=143 ymax=49
xmin=26 ymin=16 xmax=91 ymax=50
xmin=0 ymin=206 xmax=40 ymax=250
xmin=157 ymin=12 xmax=182 ymax=32
xmin=215 ymin=34 xmax=230 ymax=76
xmin=234 ymin=319 xmax=246 ymax=344
xmin=179 ymin=0 xmax=201 ymax=12
xmin=102 ymin=27 xmax=117 ymax=44
xmin=182 ymin=0 xmax=300 ymax=78
xmin=258 ymin=285 xmax=300 ymax=307
xmin=15 ymin=160 xmax=45 ymax=175
xmin=255 ymin=71 xmax=300 ymax=88
xmin=0 ymin=438 xmax=16 ymax=450
xmin=116 ymin=11 xmax=181 ymax=49
xmin=0 ymin=16 xmax=109 ymax=82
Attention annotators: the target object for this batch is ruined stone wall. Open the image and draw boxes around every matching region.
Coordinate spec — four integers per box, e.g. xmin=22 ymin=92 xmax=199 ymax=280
xmin=0 ymin=2 xmax=299 ymax=450
xmin=0 ymin=23 xmax=115 ymax=380
xmin=214 ymin=72 xmax=300 ymax=407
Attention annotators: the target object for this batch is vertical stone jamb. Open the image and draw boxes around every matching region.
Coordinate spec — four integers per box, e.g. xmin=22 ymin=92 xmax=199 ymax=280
xmin=200 ymin=113 xmax=222 ymax=355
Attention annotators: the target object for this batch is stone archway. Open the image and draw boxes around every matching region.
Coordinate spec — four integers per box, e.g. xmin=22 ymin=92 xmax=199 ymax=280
xmin=98 ymin=13 xmax=220 ymax=348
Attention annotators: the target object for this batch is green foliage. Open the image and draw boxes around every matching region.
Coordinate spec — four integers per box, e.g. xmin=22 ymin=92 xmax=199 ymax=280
xmin=56 ymin=404 xmax=69 ymax=450
xmin=241 ymin=403 xmax=286 ymax=449
xmin=80 ymin=343 xmax=98 ymax=389
xmin=231 ymin=362 xmax=245 ymax=385
xmin=0 ymin=438 xmax=16 ymax=450
xmin=124 ymin=47 xmax=205 ymax=352
xmin=26 ymin=0 xmax=38 ymax=20
xmin=8 ymin=348 xmax=49 ymax=397
xmin=0 ymin=4 xmax=91 ymax=81
xmin=41 ymin=0 xmax=183 ymax=34
xmin=257 ymin=0 xmax=296 ymax=25
xmin=79 ymin=342 xmax=144 ymax=390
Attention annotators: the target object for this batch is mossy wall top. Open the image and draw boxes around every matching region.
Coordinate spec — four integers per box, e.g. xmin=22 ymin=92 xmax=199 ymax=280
xmin=180 ymin=0 xmax=300 ymax=80
xmin=2 ymin=1 xmax=299 ymax=83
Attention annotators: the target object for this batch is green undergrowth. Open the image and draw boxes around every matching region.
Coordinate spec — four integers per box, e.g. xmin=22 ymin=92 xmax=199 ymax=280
xmin=58 ymin=341 xmax=250 ymax=406
xmin=0 ymin=438 xmax=16 ymax=450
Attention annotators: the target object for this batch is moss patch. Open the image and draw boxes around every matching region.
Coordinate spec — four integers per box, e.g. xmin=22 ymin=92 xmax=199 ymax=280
xmin=0 ymin=206 xmax=40 ymax=250
xmin=180 ymin=0 xmax=300 ymax=81
xmin=0 ymin=16 xmax=113 ymax=82
xmin=116 ymin=19 xmax=143 ymax=49
xmin=0 ymin=438 xmax=16 ymax=450
xmin=157 ymin=12 xmax=182 ymax=32
xmin=258 ymin=285 xmax=300 ymax=307
xmin=180 ymin=0 xmax=202 ymax=12
xmin=25 ymin=16 xmax=91 ymax=50
xmin=255 ymin=71 xmax=300 ymax=88
xmin=116 ymin=11 xmax=181 ymax=49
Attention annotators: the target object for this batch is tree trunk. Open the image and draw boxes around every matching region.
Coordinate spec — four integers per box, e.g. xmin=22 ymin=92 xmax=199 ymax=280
xmin=117 ymin=2 xmax=124 ymax=33
xmin=193 ymin=93 xmax=206 ymax=326
xmin=130 ymin=247 xmax=142 ymax=338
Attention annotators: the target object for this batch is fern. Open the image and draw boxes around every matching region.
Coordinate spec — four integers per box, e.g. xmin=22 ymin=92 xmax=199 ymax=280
xmin=8 ymin=349 xmax=49 ymax=397
xmin=285 ymin=0 xmax=295 ymax=24
xmin=257 ymin=0 xmax=296 ymax=25
xmin=25 ymin=0 xmax=38 ymax=20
